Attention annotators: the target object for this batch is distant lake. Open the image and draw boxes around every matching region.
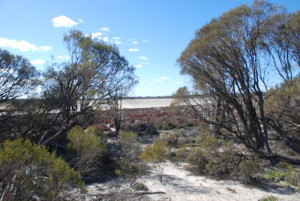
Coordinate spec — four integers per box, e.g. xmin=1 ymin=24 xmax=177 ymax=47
xmin=121 ymin=97 xmax=175 ymax=109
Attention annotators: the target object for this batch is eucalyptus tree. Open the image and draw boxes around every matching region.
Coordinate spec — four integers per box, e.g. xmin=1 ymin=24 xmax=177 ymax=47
xmin=39 ymin=30 xmax=137 ymax=145
xmin=0 ymin=49 xmax=38 ymax=106
xmin=178 ymin=0 xmax=299 ymax=157
xmin=0 ymin=49 xmax=39 ymax=142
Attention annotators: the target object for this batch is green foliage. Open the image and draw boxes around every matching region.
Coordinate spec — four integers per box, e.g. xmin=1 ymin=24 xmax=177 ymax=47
xmin=264 ymin=170 xmax=299 ymax=188
xmin=178 ymin=0 xmax=300 ymax=156
xmin=238 ymin=156 xmax=263 ymax=178
xmin=141 ymin=141 xmax=169 ymax=164
xmin=160 ymin=120 xmax=176 ymax=130
xmin=67 ymin=126 xmax=106 ymax=154
xmin=0 ymin=138 xmax=84 ymax=201
xmin=265 ymin=78 xmax=300 ymax=154
xmin=259 ymin=195 xmax=278 ymax=201
xmin=117 ymin=132 xmax=146 ymax=179
xmin=119 ymin=131 xmax=138 ymax=144
xmin=130 ymin=182 xmax=148 ymax=192
xmin=0 ymin=49 xmax=38 ymax=101
xmin=128 ymin=123 xmax=158 ymax=135
xmin=175 ymin=144 xmax=190 ymax=162
xmin=277 ymin=162 xmax=293 ymax=170
xmin=159 ymin=131 xmax=186 ymax=147
xmin=187 ymin=130 xmax=263 ymax=179
xmin=141 ymin=140 xmax=169 ymax=183
xmin=67 ymin=126 xmax=107 ymax=179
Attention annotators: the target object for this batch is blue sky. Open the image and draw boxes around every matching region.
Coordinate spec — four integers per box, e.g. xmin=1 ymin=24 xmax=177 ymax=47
xmin=0 ymin=0 xmax=299 ymax=96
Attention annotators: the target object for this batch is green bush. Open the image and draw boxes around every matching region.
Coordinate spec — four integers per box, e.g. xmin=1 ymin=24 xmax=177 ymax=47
xmin=160 ymin=120 xmax=176 ymax=130
xmin=160 ymin=131 xmax=186 ymax=147
xmin=238 ymin=156 xmax=263 ymax=178
xmin=116 ymin=132 xmax=146 ymax=179
xmin=130 ymin=182 xmax=148 ymax=191
xmin=259 ymin=195 xmax=278 ymax=201
xmin=141 ymin=140 xmax=169 ymax=183
xmin=67 ymin=126 xmax=107 ymax=179
xmin=0 ymin=138 xmax=84 ymax=201
xmin=264 ymin=169 xmax=300 ymax=189
xmin=187 ymin=130 xmax=263 ymax=180
xmin=175 ymin=144 xmax=190 ymax=162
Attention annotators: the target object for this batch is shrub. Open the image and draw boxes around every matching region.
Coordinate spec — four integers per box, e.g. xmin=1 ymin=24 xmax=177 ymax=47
xmin=175 ymin=144 xmax=190 ymax=162
xmin=187 ymin=130 xmax=263 ymax=180
xmin=67 ymin=126 xmax=107 ymax=180
xmin=238 ymin=156 xmax=263 ymax=178
xmin=160 ymin=120 xmax=176 ymax=130
xmin=259 ymin=195 xmax=278 ymax=201
xmin=132 ymin=123 xmax=158 ymax=135
xmin=141 ymin=140 xmax=169 ymax=183
xmin=116 ymin=132 xmax=146 ymax=180
xmin=130 ymin=182 xmax=148 ymax=191
xmin=160 ymin=131 xmax=186 ymax=147
xmin=264 ymin=169 xmax=300 ymax=189
xmin=0 ymin=138 xmax=84 ymax=201
xmin=277 ymin=162 xmax=293 ymax=170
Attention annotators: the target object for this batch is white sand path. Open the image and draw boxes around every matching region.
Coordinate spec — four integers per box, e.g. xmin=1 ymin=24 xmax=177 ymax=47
xmin=138 ymin=161 xmax=300 ymax=201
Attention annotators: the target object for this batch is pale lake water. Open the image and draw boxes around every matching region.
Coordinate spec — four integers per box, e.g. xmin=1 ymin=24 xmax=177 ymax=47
xmin=121 ymin=97 xmax=175 ymax=109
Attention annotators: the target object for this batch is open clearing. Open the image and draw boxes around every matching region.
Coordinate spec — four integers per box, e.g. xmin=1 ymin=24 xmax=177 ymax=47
xmin=85 ymin=161 xmax=300 ymax=201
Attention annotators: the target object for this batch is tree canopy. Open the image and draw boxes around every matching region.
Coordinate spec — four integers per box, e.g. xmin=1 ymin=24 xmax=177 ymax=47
xmin=40 ymin=30 xmax=138 ymax=145
xmin=178 ymin=0 xmax=300 ymax=159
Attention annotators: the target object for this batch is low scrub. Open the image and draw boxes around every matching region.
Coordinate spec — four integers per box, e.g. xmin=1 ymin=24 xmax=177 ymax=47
xmin=141 ymin=140 xmax=169 ymax=183
xmin=0 ymin=138 xmax=84 ymax=201
xmin=186 ymin=129 xmax=263 ymax=180
xmin=264 ymin=163 xmax=300 ymax=192
xmin=159 ymin=131 xmax=187 ymax=147
xmin=116 ymin=132 xmax=147 ymax=180
xmin=259 ymin=196 xmax=278 ymax=201
xmin=67 ymin=126 xmax=108 ymax=180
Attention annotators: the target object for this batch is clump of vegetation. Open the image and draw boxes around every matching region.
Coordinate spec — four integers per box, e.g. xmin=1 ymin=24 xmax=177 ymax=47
xmin=187 ymin=127 xmax=263 ymax=180
xmin=263 ymin=163 xmax=300 ymax=192
xmin=160 ymin=131 xmax=187 ymax=147
xmin=130 ymin=182 xmax=148 ymax=191
xmin=258 ymin=195 xmax=278 ymax=201
xmin=116 ymin=132 xmax=147 ymax=180
xmin=175 ymin=144 xmax=190 ymax=162
xmin=141 ymin=140 xmax=169 ymax=183
xmin=0 ymin=138 xmax=84 ymax=201
xmin=159 ymin=120 xmax=176 ymax=130
xmin=67 ymin=125 xmax=107 ymax=180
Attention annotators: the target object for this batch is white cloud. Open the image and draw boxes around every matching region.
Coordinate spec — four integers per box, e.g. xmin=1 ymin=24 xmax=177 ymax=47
xmin=128 ymin=48 xmax=139 ymax=52
xmin=30 ymin=59 xmax=46 ymax=65
xmin=113 ymin=37 xmax=121 ymax=40
xmin=89 ymin=32 xmax=103 ymax=39
xmin=160 ymin=76 xmax=170 ymax=80
xmin=154 ymin=76 xmax=170 ymax=82
xmin=114 ymin=41 xmax=122 ymax=45
xmin=132 ymin=41 xmax=139 ymax=45
xmin=52 ymin=16 xmax=78 ymax=27
xmin=103 ymin=37 xmax=109 ymax=42
xmin=0 ymin=38 xmax=52 ymax=52
xmin=57 ymin=55 xmax=70 ymax=60
xmin=135 ymin=64 xmax=143 ymax=68
xmin=138 ymin=56 xmax=150 ymax=61
xmin=79 ymin=18 xmax=84 ymax=23
xmin=101 ymin=27 xmax=110 ymax=32
xmin=142 ymin=40 xmax=150 ymax=43
xmin=176 ymin=81 xmax=183 ymax=85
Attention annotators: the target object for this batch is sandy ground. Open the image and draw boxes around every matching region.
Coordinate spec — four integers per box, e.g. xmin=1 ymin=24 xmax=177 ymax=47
xmin=84 ymin=161 xmax=300 ymax=201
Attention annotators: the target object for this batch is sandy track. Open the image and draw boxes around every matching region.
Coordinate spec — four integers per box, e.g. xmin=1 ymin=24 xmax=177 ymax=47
xmin=138 ymin=162 xmax=299 ymax=201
